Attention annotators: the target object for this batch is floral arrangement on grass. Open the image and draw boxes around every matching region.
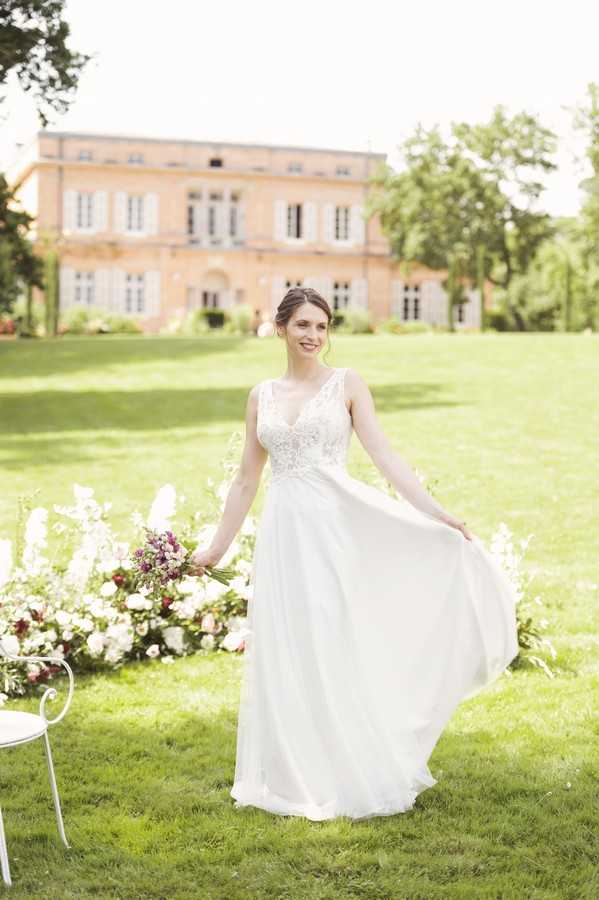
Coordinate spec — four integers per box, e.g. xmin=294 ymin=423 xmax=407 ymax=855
xmin=0 ymin=434 xmax=557 ymax=704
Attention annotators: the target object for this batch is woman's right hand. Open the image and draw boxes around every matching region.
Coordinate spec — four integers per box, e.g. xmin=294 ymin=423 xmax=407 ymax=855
xmin=188 ymin=547 xmax=222 ymax=577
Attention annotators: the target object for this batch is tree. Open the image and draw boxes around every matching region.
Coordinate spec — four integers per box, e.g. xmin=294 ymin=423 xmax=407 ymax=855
xmin=0 ymin=172 xmax=43 ymax=315
xmin=569 ymin=82 xmax=599 ymax=329
xmin=0 ymin=0 xmax=90 ymax=126
xmin=367 ymin=106 xmax=558 ymax=330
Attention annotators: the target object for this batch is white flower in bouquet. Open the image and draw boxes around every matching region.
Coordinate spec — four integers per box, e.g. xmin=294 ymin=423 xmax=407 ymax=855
xmin=205 ymin=578 xmax=230 ymax=602
xmin=0 ymin=635 xmax=20 ymax=657
xmin=23 ymin=507 xmax=49 ymax=575
xmin=100 ymin=580 xmax=118 ymax=597
xmin=146 ymin=644 xmax=160 ymax=658
xmin=200 ymin=633 xmax=215 ymax=650
xmin=105 ymin=622 xmax=134 ymax=660
xmin=162 ymin=625 xmax=186 ymax=655
xmin=228 ymin=575 xmax=252 ymax=599
xmin=222 ymin=628 xmax=250 ymax=652
xmin=200 ymin=612 xmax=216 ymax=633
xmin=76 ymin=616 xmax=95 ymax=633
xmin=147 ymin=484 xmax=177 ymax=533
xmin=126 ymin=593 xmax=153 ymax=611
xmin=87 ymin=631 xmax=105 ymax=656
xmin=135 ymin=621 xmax=149 ymax=637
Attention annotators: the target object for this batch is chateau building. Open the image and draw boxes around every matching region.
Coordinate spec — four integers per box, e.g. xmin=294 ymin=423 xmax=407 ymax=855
xmin=7 ymin=131 xmax=482 ymax=330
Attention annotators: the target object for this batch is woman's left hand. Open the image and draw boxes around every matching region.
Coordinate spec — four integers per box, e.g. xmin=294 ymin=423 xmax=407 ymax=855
xmin=439 ymin=513 xmax=474 ymax=541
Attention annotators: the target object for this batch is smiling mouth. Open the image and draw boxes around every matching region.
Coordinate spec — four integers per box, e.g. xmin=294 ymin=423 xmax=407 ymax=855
xmin=300 ymin=343 xmax=317 ymax=349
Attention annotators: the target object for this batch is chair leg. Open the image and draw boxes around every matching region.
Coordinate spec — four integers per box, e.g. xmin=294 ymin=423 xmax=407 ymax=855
xmin=42 ymin=732 xmax=70 ymax=849
xmin=0 ymin=805 xmax=12 ymax=887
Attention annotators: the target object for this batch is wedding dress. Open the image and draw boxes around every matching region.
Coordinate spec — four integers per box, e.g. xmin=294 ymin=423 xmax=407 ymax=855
xmin=230 ymin=366 xmax=519 ymax=821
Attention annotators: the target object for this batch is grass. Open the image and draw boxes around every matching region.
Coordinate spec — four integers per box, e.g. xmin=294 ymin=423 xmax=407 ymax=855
xmin=0 ymin=332 xmax=598 ymax=898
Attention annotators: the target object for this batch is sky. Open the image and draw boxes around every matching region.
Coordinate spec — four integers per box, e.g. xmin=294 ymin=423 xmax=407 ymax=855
xmin=1 ymin=0 xmax=598 ymax=217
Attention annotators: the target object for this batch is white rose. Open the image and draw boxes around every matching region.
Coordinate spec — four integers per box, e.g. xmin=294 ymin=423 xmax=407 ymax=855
xmin=200 ymin=633 xmax=215 ymax=650
xmin=0 ymin=635 xmax=20 ymax=657
xmin=87 ymin=632 xmax=105 ymax=656
xmin=221 ymin=629 xmax=249 ymax=652
xmin=126 ymin=593 xmax=148 ymax=611
xmin=162 ymin=626 xmax=186 ymax=655
xmin=100 ymin=581 xmax=118 ymax=597
xmin=135 ymin=621 xmax=149 ymax=637
xmin=55 ymin=610 xmax=72 ymax=626
xmin=146 ymin=644 xmax=160 ymax=658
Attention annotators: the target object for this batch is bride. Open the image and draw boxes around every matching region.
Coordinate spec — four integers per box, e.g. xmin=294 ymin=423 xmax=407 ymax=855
xmin=189 ymin=286 xmax=519 ymax=821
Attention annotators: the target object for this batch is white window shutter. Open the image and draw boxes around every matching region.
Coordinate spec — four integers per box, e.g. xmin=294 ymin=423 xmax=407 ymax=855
xmin=144 ymin=271 xmax=161 ymax=317
xmin=112 ymin=268 xmax=126 ymax=314
xmin=94 ymin=191 xmax=107 ymax=233
xmin=391 ymin=280 xmax=403 ymax=317
xmin=63 ymin=190 xmax=76 ymax=232
xmin=95 ymin=269 xmax=111 ymax=311
xmin=237 ymin=203 xmax=246 ymax=242
xmin=271 ymin=275 xmax=286 ymax=317
xmin=323 ymin=203 xmax=335 ymax=243
xmin=350 ymin=204 xmax=366 ymax=245
xmin=274 ymin=200 xmax=287 ymax=241
xmin=304 ymin=202 xmax=317 ymax=242
xmin=144 ymin=193 xmax=158 ymax=235
xmin=59 ymin=266 xmax=75 ymax=309
xmin=350 ymin=278 xmax=368 ymax=310
xmin=114 ymin=192 xmax=127 ymax=233
xmin=320 ymin=276 xmax=334 ymax=305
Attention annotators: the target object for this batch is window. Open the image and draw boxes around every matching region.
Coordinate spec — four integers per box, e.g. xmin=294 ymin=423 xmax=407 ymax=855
xmin=209 ymin=158 xmax=223 ymax=167
xmin=127 ymin=196 xmax=144 ymax=232
xmin=202 ymin=291 xmax=219 ymax=308
xmin=125 ymin=274 xmax=145 ymax=313
xmin=456 ymin=303 xmax=465 ymax=323
xmin=335 ymin=206 xmax=350 ymax=241
xmin=76 ymin=192 xmax=94 ymax=230
xmin=74 ymin=272 xmax=94 ymax=306
xmin=288 ymin=162 xmax=303 ymax=173
xmin=78 ymin=150 xmax=92 ymax=161
xmin=336 ymin=165 xmax=351 ymax=176
xmin=333 ymin=281 xmax=350 ymax=311
xmin=128 ymin=153 xmax=144 ymax=164
xmin=207 ymin=191 xmax=223 ymax=240
xmin=285 ymin=280 xmax=303 ymax=289
xmin=287 ymin=204 xmax=302 ymax=239
xmin=187 ymin=191 xmax=202 ymax=243
xmin=402 ymin=284 xmax=420 ymax=320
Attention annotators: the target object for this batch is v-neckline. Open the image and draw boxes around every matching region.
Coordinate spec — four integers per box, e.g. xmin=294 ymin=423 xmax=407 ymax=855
xmin=270 ymin=369 xmax=338 ymax=430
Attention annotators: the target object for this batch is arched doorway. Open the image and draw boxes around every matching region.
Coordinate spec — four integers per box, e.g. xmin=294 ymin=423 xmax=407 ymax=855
xmin=186 ymin=270 xmax=231 ymax=310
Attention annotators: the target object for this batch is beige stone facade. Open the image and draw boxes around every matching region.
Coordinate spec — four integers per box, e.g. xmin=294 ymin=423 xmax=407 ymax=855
xmin=7 ymin=131 xmax=483 ymax=330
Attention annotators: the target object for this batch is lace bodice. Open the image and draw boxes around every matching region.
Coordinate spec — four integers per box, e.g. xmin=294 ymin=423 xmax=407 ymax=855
xmin=257 ymin=367 xmax=352 ymax=483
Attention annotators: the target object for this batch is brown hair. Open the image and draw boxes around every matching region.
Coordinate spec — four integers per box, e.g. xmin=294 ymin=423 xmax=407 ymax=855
xmin=274 ymin=287 xmax=333 ymax=364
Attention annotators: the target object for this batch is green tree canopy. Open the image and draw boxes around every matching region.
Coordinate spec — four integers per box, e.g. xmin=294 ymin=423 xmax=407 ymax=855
xmin=367 ymin=105 xmax=558 ymax=329
xmin=0 ymin=172 xmax=43 ymax=314
xmin=0 ymin=0 xmax=90 ymax=125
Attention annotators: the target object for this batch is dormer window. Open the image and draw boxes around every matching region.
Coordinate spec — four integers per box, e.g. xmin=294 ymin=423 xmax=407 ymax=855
xmin=209 ymin=157 xmax=223 ymax=167
xmin=78 ymin=150 xmax=92 ymax=161
xmin=128 ymin=153 xmax=144 ymax=164
xmin=288 ymin=162 xmax=303 ymax=173
xmin=336 ymin=165 xmax=351 ymax=176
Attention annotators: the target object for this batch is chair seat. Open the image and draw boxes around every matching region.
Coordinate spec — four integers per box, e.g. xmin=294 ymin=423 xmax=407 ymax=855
xmin=0 ymin=711 xmax=47 ymax=747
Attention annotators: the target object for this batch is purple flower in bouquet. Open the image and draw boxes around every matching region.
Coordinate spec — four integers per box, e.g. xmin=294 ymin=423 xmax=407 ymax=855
xmin=131 ymin=527 xmax=236 ymax=593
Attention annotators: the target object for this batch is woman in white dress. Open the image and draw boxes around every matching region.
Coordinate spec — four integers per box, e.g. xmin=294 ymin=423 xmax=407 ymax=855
xmin=190 ymin=287 xmax=519 ymax=822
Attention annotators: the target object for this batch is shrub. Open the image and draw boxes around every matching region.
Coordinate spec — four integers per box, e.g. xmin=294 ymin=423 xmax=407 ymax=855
xmin=485 ymin=308 xmax=512 ymax=331
xmin=223 ymin=303 xmax=254 ymax=335
xmin=379 ymin=317 xmax=433 ymax=335
xmin=180 ymin=309 xmax=211 ymax=336
xmin=336 ymin=308 xmax=375 ymax=334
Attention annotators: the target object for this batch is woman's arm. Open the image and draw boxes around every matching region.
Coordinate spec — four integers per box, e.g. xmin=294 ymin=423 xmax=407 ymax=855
xmin=189 ymin=384 xmax=268 ymax=574
xmin=346 ymin=369 xmax=473 ymax=540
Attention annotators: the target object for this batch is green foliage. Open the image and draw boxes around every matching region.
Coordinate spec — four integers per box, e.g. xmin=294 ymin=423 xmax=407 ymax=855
xmin=379 ymin=317 xmax=433 ymax=335
xmin=43 ymin=245 xmax=59 ymax=336
xmin=367 ymin=106 xmax=557 ymax=330
xmin=179 ymin=308 xmax=212 ymax=335
xmin=60 ymin=304 xmax=142 ymax=334
xmin=0 ymin=0 xmax=90 ymax=126
xmin=0 ymin=173 xmax=43 ymax=314
xmin=222 ymin=303 xmax=253 ymax=335
xmin=334 ymin=307 xmax=375 ymax=334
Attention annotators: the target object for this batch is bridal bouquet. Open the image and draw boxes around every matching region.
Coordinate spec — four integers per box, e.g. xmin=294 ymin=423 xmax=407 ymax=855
xmin=132 ymin=527 xmax=236 ymax=593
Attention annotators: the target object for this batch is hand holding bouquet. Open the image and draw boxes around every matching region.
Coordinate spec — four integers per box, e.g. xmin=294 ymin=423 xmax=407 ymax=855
xmin=132 ymin=527 xmax=236 ymax=593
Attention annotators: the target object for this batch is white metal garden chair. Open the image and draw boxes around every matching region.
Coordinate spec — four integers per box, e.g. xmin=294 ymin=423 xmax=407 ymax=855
xmin=0 ymin=646 xmax=74 ymax=888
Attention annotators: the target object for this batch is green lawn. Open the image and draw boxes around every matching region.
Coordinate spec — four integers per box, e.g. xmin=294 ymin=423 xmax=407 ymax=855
xmin=0 ymin=333 xmax=597 ymax=898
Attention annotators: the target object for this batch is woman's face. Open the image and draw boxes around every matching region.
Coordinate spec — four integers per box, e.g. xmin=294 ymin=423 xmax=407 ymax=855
xmin=278 ymin=302 xmax=329 ymax=357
